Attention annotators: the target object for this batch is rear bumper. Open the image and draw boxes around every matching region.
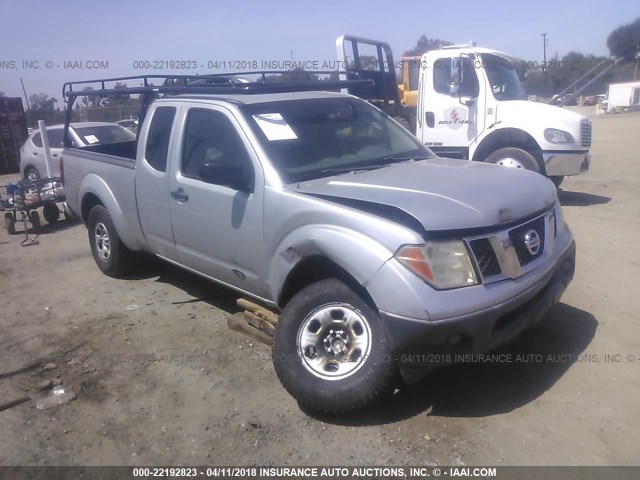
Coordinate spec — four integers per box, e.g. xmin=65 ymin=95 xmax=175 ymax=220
xmin=544 ymin=151 xmax=590 ymax=176
xmin=380 ymin=241 xmax=575 ymax=377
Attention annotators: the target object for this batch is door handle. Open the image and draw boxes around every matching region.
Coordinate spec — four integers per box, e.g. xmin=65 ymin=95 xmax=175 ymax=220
xmin=170 ymin=188 xmax=189 ymax=203
xmin=52 ymin=153 xmax=58 ymax=157
xmin=33 ymin=152 xmax=38 ymax=155
xmin=426 ymin=112 xmax=435 ymax=128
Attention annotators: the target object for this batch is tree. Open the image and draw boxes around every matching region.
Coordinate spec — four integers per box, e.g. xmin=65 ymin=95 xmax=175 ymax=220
xmin=28 ymin=93 xmax=58 ymax=112
xmin=607 ymin=17 xmax=640 ymax=60
xmin=405 ymin=36 xmax=452 ymax=56
xmin=80 ymin=87 xmax=108 ymax=108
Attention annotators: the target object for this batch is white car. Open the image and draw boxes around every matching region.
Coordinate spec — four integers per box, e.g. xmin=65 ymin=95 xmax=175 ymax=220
xmin=19 ymin=122 xmax=135 ymax=181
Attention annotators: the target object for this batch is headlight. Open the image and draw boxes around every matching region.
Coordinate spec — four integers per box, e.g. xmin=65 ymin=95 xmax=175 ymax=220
xmin=544 ymin=128 xmax=574 ymax=144
xmin=395 ymin=241 xmax=478 ymax=290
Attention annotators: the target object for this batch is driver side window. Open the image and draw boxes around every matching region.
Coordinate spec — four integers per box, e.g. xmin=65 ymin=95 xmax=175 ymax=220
xmin=182 ymin=109 xmax=252 ymax=181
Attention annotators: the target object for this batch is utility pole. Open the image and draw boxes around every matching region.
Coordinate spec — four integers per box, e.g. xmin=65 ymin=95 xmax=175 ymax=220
xmin=541 ymin=33 xmax=548 ymax=92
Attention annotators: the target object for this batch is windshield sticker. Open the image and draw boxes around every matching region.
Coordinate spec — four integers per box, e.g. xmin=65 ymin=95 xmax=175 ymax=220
xmin=252 ymin=113 xmax=298 ymax=141
xmin=83 ymin=134 xmax=99 ymax=144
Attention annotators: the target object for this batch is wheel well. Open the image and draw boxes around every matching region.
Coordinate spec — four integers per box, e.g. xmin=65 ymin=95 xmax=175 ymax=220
xmin=473 ymin=128 xmax=545 ymax=173
xmin=80 ymin=193 xmax=103 ymax=224
xmin=278 ymin=256 xmax=377 ymax=311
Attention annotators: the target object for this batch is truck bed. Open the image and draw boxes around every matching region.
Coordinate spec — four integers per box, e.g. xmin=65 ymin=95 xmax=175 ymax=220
xmin=79 ymin=140 xmax=137 ymax=160
xmin=62 ymin=143 xmax=147 ymax=251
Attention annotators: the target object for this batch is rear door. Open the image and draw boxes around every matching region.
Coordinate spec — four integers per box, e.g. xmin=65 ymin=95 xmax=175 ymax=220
xmin=168 ymin=102 xmax=265 ymax=294
xmin=135 ymin=102 xmax=180 ymax=259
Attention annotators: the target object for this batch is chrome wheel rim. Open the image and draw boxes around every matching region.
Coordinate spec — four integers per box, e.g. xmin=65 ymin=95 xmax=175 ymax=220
xmin=26 ymin=170 xmax=38 ymax=182
xmin=94 ymin=222 xmax=111 ymax=261
xmin=297 ymin=303 xmax=372 ymax=380
xmin=493 ymin=157 xmax=525 ymax=169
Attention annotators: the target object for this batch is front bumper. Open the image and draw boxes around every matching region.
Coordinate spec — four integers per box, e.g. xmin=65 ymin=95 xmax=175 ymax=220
xmin=379 ymin=241 xmax=575 ymax=378
xmin=544 ymin=151 xmax=590 ymax=176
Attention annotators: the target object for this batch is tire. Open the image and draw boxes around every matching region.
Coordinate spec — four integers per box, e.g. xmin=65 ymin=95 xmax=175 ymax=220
xmin=4 ymin=213 xmax=15 ymax=235
xmin=485 ymin=147 xmax=541 ymax=173
xmin=273 ymin=278 xmax=395 ymax=414
xmin=43 ymin=204 xmax=60 ymax=223
xmin=25 ymin=168 xmax=40 ymax=182
xmin=87 ymin=205 xmax=132 ymax=277
xmin=30 ymin=211 xmax=41 ymax=233
xmin=550 ymin=176 xmax=564 ymax=188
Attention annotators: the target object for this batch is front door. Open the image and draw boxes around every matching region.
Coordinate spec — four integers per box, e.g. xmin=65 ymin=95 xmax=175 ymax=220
xmin=419 ymin=55 xmax=483 ymax=159
xmin=169 ymin=104 xmax=264 ymax=294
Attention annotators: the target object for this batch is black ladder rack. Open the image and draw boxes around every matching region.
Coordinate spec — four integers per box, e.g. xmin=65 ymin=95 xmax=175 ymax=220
xmin=61 ymin=71 xmax=374 ymax=147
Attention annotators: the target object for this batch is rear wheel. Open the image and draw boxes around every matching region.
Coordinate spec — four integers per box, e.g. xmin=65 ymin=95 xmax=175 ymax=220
xmin=25 ymin=168 xmax=40 ymax=182
xmin=485 ymin=147 xmax=541 ymax=173
xmin=273 ymin=278 xmax=395 ymax=413
xmin=88 ymin=205 xmax=132 ymax=277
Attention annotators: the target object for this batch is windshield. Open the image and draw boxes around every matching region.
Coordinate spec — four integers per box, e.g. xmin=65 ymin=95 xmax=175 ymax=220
xmin=74 ymin=125 xmax=136 ymax=145
xmin=481 ymin=54 xmax=527 ymax=101
xmin=241 ymin=97 xmax=433 ymax=183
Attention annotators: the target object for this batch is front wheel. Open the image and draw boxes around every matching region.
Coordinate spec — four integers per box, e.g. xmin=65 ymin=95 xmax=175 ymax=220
xmin=273 ymin=278 xmax=395 ymax=413
xmin=485 ymin=147 xmax=541 ymax=173
xmin=87 ymin=205 xmax=132 ymax=277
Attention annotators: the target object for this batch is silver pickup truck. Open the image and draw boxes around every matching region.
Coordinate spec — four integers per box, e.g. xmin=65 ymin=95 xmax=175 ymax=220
xmin=62 ymin=76 xmax=576 ymax=413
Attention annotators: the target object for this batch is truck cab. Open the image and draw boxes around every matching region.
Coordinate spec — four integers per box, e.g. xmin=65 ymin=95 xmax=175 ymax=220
xmin=416 ymin=46 xmax=591 ymax=185
xmin=338 ymin=36 xmax=592 ymax=187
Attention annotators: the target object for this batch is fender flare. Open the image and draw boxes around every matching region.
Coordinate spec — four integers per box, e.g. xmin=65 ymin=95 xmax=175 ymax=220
xmin=268 ymin=224 xmax=394 ymax=307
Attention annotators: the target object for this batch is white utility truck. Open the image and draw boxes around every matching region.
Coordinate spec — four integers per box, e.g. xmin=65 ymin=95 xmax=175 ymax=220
xmin=337 ymin=36 xmax=592 ymax=187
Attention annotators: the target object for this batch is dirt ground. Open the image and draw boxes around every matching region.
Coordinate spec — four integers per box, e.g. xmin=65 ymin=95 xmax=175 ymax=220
xmin=0 ymin=108 xmax=639 ymax=467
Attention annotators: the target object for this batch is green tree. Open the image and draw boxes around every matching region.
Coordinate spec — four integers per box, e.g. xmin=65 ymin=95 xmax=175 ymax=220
xmin=80 ymin=87 xmax=108 ymax=108
xmin=405 ymin=36 xmax=452 ymax=56
xmin=607 ymin=17 xmax=640 ymax=60
xmin=29 ymin=93 xmax=58 ymax=111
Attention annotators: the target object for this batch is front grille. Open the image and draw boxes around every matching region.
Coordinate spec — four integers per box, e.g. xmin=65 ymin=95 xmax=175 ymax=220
xmin=581 ymin=119 xmax=592 ymax=147
xmin=469 ymin=238 xmax=501 ymax=278
xmin=509 ymin=216 xmax=545 ymax=266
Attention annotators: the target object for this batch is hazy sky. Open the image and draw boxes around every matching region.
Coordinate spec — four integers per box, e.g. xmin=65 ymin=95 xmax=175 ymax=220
xmin=0 ymin=0 xmax=637 ymax=105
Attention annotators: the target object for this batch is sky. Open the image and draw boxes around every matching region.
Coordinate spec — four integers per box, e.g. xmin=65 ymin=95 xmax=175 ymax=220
xmin=0 ymin=0 xmax=638 ymax=106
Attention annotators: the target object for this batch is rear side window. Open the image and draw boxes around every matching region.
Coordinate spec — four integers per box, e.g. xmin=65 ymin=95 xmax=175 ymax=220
xmin=32 ymin=133 xmax=43 ymax=148
xmin=47 ymin=129 xmax=64 ymax=148
xmin=145 ymin=107 xmax=176 ymax=172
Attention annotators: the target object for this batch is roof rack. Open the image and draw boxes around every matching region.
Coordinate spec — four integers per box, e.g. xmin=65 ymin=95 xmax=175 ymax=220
xmin=61 ymin=71 xmax=375 ymax=146
xmin=62 ymin=72 xmax=372 ymax=99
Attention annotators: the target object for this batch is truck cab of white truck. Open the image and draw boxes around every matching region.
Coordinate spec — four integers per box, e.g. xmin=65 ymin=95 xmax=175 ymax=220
xmin=337 ymin=36 xmax=592 ymax=187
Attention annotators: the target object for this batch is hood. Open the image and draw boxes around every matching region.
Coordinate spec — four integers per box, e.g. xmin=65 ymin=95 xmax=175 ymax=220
xmin=496 ymin=100 xmax=585 ymax=128
xmin=293 ymin=157 xmax=556 ymax=232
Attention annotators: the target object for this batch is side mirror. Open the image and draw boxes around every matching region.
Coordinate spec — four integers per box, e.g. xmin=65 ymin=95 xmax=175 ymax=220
xmin=198 ymin=163 xmax=254 ymax=193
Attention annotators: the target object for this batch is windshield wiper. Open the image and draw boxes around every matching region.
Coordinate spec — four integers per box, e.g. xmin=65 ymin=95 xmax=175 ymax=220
xmin=382 ymin=155 xmax=431 ymax=162
xmin=320 ymin=165 xmax=389 ymax=175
